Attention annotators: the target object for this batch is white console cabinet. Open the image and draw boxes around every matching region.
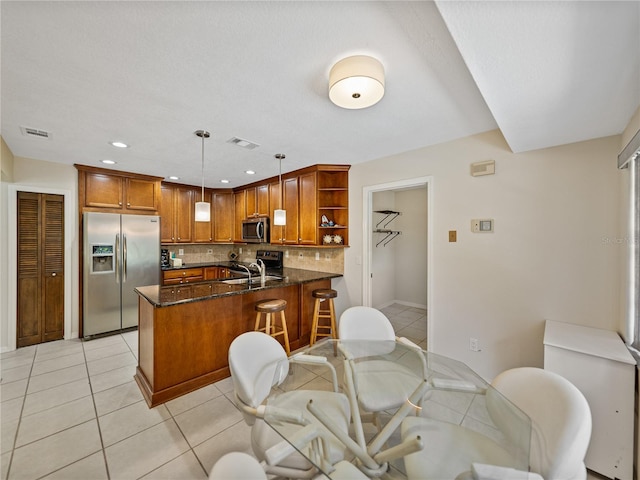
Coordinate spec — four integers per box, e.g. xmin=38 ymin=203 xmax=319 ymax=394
xmin=543 ymin=320 xmax=636 ymax=480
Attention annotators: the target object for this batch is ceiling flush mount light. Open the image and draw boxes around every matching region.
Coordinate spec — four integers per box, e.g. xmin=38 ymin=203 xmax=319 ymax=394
xmin=168 ymin=176 xmax=180 ymax=180
xmin=101 ymin=159 xmax=117 ymax=165
xmin=329 ymin=55 xmax=385 ymax=109
xmin=220 ymin=179 xmax=230 ymax=184
xmin=245 ymin=170 xmax=256 ymax=175
xmin=109 ymin=141 xmax=129 ymax=148
xmin=194 ymin=130 xmax=211 ymax=222
xmin=274 ymin=153 xmax=286 ymax=226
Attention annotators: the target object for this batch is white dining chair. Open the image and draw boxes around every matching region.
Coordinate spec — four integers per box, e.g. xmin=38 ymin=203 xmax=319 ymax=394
xmin=209 ymin=451 xmax=369 ymax=480
xmin=209 ymin=452 xmax=267 ymax=480
xmin=228 ymin=331 xmax=352 ymax=479
xmin=488 ymin=367 xmax=592 ymax=480
xmin=338 ymin=307 xmax=427 ymax=431
xmin=401 ymin=367 xmax=592 ymax=480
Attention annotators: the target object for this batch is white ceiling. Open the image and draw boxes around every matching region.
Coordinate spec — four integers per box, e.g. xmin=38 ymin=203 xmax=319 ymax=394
xmin=2 ymin=1 xmax=639 ymax=188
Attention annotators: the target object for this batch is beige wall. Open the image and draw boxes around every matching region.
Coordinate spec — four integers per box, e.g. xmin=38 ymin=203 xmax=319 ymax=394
xmin=618 ymin=106 xmax=640 ymax=340
xmin=0 ymin=137 xmax=15 ymax=348
xmin=1 ymin=136 xmax=15 ymax=182
xmin=345 ymin=129 xmax=622 ymax=380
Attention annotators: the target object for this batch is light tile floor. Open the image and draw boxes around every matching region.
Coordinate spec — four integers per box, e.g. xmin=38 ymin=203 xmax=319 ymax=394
xmin=0 ymin=304 xmax=427 ymax=479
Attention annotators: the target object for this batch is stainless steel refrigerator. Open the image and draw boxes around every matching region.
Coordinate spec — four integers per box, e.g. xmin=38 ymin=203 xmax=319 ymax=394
xmin=83 ymin=212 xmax=160 ymax=337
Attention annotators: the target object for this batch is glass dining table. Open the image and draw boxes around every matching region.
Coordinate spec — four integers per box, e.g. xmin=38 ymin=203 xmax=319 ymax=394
xmin=262 ymin=339 xmax=532 ymax=480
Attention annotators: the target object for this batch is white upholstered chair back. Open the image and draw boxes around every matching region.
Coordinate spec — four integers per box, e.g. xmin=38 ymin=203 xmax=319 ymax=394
xmin=488 ymin=367 xmax=592 ymax=480
xmin=228 ymin=331 xmax=288 ymax=425
xmin=338 ymin=306 xmax=395 ymax=341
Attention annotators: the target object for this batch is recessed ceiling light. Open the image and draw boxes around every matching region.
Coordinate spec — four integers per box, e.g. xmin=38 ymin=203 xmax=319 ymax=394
xmin=101 ymin=159 xmax=117 ymax=165
xmin=110 ymin=141 xmax=129 ymax=148
xmin=168 ymin=176 xmax=179 ymax=180
xmin=220 ymin=179 xmax=230 ymax=184
xmin=245 ymin=170 xmax=256 ymax=175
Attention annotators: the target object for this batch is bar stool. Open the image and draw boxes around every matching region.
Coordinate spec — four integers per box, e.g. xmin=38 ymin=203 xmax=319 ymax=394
xmin=254 ymin=299 xmax=290 ymax=356
xmin=310 ymin=288 xmax=338 ymax=345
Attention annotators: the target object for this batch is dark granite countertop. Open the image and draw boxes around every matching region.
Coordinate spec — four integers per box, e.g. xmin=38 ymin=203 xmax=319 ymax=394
xmin=136 ymin=267 xmax=341 ymax=308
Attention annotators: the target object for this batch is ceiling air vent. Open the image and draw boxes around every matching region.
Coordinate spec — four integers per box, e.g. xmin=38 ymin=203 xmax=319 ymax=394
xmin=20 ymin=126 xmax=51 ymax=139
xmin=226 ymin=137 xmax=260 ymax=150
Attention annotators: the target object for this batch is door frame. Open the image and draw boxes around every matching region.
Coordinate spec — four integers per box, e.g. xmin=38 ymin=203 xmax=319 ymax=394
xmin=7 ymin=184 xmax=75 ymax=351
xmin=362 ymin=176 xmax=433 ymax=349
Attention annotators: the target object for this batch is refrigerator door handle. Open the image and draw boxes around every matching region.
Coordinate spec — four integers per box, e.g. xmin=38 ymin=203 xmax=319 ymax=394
xmin=115 ymin=234 xmax=120 ymax=284
xmin=123 ymin=234 xmax=127 ymax=282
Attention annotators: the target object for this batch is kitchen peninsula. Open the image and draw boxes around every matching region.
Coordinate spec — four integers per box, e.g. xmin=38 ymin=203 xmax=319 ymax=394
xmin=134 ymin=266 xmax=341 ymax=407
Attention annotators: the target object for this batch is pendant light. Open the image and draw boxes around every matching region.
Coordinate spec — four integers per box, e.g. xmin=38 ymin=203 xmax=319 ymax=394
xmin=274 ymin=153 xmax=286 ymax=226
xmin=194 ymin=130 xmax=211 ymax=222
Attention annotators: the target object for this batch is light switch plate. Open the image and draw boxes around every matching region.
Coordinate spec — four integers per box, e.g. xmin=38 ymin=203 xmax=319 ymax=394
xmin=471 ymin=219 xmax=494 ymax=233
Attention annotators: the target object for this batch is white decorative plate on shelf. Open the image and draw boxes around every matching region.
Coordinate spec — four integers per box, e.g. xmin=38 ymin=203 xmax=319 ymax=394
xmin=333 ymin=234 xmax=343 ymax=244
xmin=323 ymin=234 xmax=333 ymax=245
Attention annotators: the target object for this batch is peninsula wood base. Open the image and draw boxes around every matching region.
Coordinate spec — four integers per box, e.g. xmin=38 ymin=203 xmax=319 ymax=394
xmin=135 ymin=278 xmax=330 ymax=407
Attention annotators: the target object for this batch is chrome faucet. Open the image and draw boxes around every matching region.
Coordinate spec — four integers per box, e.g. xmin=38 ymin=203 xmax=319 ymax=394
xmin=250 ymin=259 xmax=266 ymax=284
xmin=236 ymin=264 xmax=252 ymax=284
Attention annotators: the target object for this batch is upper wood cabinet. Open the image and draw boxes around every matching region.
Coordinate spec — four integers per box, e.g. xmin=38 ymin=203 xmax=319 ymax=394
xmin=244 ymin=184 xmax=269 ymax=217
xmin=281 ymin=177 xmax=300 ymax=244
xmin=160 ymin=184 xmax=193 ymax=243
xmin=213 ymin=191 xmax=234 ymax=243
xmin=280 ymin=172 xmax=316 ymax=245
xmin=193 ymin=188 xmax=213 ymax=243
xmin=267 ymin=165 xmax=349 ymax=246
xmin=269 ymin=181 xmax=283 ymax=243
xmin=76 ymin=165 xmax=161 ymax=213
xmin=233 ymin=191 xmax=246 ymax=242
xmin=298 ymin=171 xmax=317 ymax=245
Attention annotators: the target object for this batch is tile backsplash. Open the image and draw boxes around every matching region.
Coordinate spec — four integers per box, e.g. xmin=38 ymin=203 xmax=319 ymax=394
xmin=164 ymin=244 xmax=344 ymax=274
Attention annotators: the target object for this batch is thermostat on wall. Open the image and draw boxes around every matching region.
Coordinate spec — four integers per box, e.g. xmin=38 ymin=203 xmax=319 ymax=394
xmin=471 ymin=219 xmax=494 ymax=233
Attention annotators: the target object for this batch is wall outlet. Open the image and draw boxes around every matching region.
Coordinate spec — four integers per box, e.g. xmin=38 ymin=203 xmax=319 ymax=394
xmin=285 ymin=250 xmax=289 ymax=258
xmin=239 ymin=247 xmax=243 ymax=254
xmin=449 ymin=230 xmax=457 ymax=242
xmin=469 ymin=337 xmax=480 ymax=352
xmin=207 ymin=249 xmax=213 ymax=255
xmin=315 ymin=252 xmax=320 ymax=261
xmin=178 ymin=248 xmax=184 ymax=256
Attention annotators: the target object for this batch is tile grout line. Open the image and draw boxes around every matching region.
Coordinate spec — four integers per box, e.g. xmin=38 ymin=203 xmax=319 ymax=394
xmin=81 ymin=335 xmax=113 ymax=480
xmin=4 ymin=345 xmax=37 ymax=480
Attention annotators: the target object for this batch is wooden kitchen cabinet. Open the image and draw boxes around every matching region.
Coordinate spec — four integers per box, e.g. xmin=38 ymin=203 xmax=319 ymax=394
xmin=193 ymin=188 xmax=213 ymax=243
xmin=213 ymin=191 xmax=234 ymax=243
xmin=298 ymin=171 xmax=317 ymax=245
xmin=269 ymin=181 xmax=283 ymax=244
xmin=76 ymin=165 xmax=161 ymax=213
xmin=204 ymin=266 xmax=221 ymax=280
xmin=281 ymin=177 xmax=300 ymax=244
xmin=243 ymin=184 xmax=269 ymax=217
xmin=233 ymin=191 xmax=246 ymax=242
xmin=279 ymin=171 xmax=316 ymax=245
xmin=159 ymin=184 xmax=193 ymax=243
xmin=162 ymin=267 xmax=204 ymax=285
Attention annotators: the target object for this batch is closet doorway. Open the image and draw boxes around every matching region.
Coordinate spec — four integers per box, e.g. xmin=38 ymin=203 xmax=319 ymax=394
xmin=363 ymin=176 xmax=432 ymax=350
xmin=16 ymin=191 xmax=65 ymax=347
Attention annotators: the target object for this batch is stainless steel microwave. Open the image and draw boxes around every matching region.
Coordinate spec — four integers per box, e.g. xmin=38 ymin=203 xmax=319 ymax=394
xmin=242 ymin=217 xmax=270 ymax=243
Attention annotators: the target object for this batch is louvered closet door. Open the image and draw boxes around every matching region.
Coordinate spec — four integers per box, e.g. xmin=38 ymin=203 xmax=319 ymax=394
xmin=17 ymin=192 xmax=64 ymax=347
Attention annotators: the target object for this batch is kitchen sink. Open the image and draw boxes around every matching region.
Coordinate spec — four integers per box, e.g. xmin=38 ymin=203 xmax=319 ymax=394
xmin=222 ymin=275 xmax=283 ymax=285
